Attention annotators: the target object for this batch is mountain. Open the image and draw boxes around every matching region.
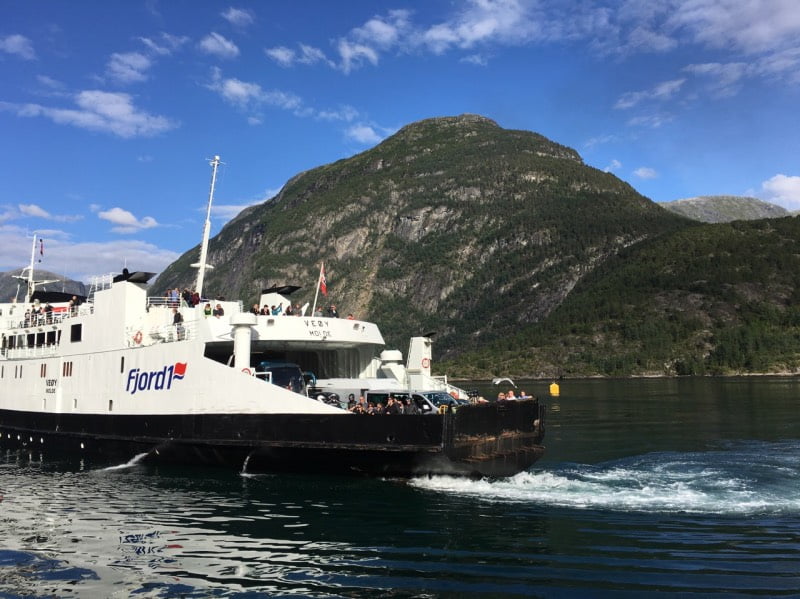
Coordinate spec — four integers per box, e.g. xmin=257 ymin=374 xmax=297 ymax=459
xmin=152 ymin=114 xmax=689 ymax=358
xmin=446 ymin=215 xmax=800 ymax=378
xmin=660 ymin=195 xmax=788 ymax=223
xmin=0 ymin=269 xmax=87 ymax=303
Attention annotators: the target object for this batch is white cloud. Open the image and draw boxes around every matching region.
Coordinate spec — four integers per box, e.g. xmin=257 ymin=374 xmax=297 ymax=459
xmin=760 ymin=174 xmax=800 ymax=210
xmin=345 ymin=124 xmax=383 ymax=144
xmin=198 ymin=32 xmax=240 ymax=59
xmin=0 ymin=91 xmax=177 ymax=138
xmin=604 ymin=159 xmax=622 ymax=172
xmin=297 ymin=44 xmax=331 ymax=66
xmin=584 ymin=134 xmax=619 ymax=148
xmin=633 ymin=167 xmax=658 ymax=179
xmin=36 ymin=75 xmax=63 ymax=89
xmin=337 ymin=40 xmax=379 ymax=74
xmin=624 ymin=25 xmax=677 ymax=53
xmin=98 ymin=207 xmax=159 ymax=234
xmin=265 ymin=44 xmax=333 ymax=68
xmin=18 ymin=203 xmax=82 ymax=223
xmin=0 ymin=225 xmax=178 ymax=282
xmin=684 ymin=62 xmax=748 ymax=97
xmin=316 ymin=105 xmax=359 ymax=122
xmin=258 ymin=0 xmax=800 ymax=86
xmin=461 ymin=53 xmax=489 ymax=66
xmin=351 ymin=9 xmax=411 ymax=49
xmin=0 ymin=34 xmax=35 ymax=60
xmin=627 ymin=113 xmax=672 ymax=128
xmin=206 ymin=67 xmax=303 ymax=117
xmin=221 ymin=7 xmax=255 ymax=27
xmin=138 ymin=32 xmax=189 ymax=56
xmin=265 ymin=46 xmax=295 ymax=67
xmin=107 ymin=52 xmax=151 ymax=83
xmin=615 ymin=78 xmax=686 ymax=109
xmin=0 ymin=206 xmax=18 ymax=223
xmin=669 ymin=0 xmax=800 ymax=55
xmin=18 ymin=204 xmax=50 ymax=218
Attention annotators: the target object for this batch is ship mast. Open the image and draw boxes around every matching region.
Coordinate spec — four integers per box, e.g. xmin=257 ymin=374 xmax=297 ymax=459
xmin=194 ymin=155 xmax=220 ymax=299
xmin=13 ymin=233 xmax=56 ymax=304
xmin=25 ymin=233 xmax=38 ymax=303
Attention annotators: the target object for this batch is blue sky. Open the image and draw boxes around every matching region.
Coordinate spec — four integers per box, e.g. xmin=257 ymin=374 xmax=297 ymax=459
xmin=2 ymin=0 xmax=799 ymax=283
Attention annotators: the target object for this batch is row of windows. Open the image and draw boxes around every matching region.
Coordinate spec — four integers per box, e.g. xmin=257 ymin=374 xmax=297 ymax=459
xmin=0 ymin=361 xmax=74 ymax=379
xmin=1 ymin=323 xmax=82 ymax=352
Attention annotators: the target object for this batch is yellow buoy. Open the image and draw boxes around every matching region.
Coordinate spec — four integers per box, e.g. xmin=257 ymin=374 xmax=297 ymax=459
xmin=549 ymin=381 xmax=560 ymax=397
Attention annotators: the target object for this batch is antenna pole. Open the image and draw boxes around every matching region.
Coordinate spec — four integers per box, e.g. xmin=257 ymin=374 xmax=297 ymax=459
xmin=25 ymin=233 xmax=37 ymax=304
xmin=195 ymin=155 xmax=220 ymax=299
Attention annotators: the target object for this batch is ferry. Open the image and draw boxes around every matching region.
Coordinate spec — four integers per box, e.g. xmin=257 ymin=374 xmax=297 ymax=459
xmin=0 ymin=158 xmax=545 ymax=477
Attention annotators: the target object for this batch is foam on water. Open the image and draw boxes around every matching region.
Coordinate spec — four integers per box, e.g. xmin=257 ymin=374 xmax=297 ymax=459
xmin=99 ymin=452 xmax=150 ymax=471
xmin=411 ymin=440 xmax=800 ymax=515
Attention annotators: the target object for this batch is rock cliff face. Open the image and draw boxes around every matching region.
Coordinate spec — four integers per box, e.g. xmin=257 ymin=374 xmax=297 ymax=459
xmin=153 ymin=114 xmax=686 ymax=357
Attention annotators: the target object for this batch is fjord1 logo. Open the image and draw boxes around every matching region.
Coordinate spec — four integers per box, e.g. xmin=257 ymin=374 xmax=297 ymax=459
xmin=126 ymin=363 xmax=187 ymax=395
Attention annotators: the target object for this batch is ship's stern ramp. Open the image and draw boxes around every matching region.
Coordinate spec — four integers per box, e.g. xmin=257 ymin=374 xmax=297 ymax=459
xmin=438 ymin=398 xmax=546 ymax=478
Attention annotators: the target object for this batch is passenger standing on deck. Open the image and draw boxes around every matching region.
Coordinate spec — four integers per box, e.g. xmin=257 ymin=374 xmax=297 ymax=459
xmin=250 ymin=303 xmax=260 ymax=315
xmin=203 ymin=303 xmax=212 ymax=317
xmin=385 ymin=396 xmax=401 ymax=415
xmin=213 ymin=303 xmax=224 ymax=318
xmin=173 ymin=308 xmax=185 ymax=340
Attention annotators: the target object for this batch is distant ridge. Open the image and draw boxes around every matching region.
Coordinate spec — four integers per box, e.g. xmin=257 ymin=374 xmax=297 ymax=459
xmin=660 ymin=195 xmax=788 ymax=223
xmin=0 ymin=269 xmax=87 ymax=303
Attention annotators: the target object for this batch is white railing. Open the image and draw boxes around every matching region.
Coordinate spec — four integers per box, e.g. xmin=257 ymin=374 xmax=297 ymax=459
xmin=129 ymin=320 xmax=199 ymax=346
xmin=2 ymin=304 xmax=93 ymax=331
xmin=87 ymin=273 xmax=115 ymax=297
xmin=3 ymin=344 xmax=61 ymax=359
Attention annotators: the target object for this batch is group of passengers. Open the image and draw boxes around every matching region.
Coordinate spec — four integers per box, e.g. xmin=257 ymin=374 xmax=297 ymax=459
xmin=250 ymin=303 xmax=304 ymax=317
xmin=347 ymin=394 xmax=420 ymax=415
xmin=17 ymin=295 xmax=83 ymax=328
xmin=247 ymin=303 xmax=352 ymax=319
xmin=24 ymin=303 xmax=53 ymax=326
xmin=496 ymin=389 xmax=530 ymax=401
xmin=202 ymin=303 xmax=224 ymax=318
xmin=167 ymin=288 xmax=200 ymax=308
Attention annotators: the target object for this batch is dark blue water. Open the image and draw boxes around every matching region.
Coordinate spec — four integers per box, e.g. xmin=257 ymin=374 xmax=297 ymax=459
xmin=2 ymin=378 xmax=800 ymax=597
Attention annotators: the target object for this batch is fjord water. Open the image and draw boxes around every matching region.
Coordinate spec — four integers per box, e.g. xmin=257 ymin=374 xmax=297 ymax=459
xmin=2 ymin=378 xmax=800 ymax=597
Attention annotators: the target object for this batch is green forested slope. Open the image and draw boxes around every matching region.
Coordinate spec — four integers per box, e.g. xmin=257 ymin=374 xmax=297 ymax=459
xmin=445 ymin=217 xmax=800 ymax=377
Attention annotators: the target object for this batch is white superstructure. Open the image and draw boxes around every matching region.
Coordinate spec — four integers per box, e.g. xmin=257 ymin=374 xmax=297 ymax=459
xmin=0 ymin=270 xmax=464 ymax=419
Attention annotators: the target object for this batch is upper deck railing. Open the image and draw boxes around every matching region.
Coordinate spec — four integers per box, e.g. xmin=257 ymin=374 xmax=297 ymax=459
xmin=1 ymin=304 xmax=94 ymax=332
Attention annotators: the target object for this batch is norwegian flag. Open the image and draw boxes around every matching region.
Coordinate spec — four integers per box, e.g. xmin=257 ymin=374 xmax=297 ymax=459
xmin=319 ymin=263 xmax=328 ymax=296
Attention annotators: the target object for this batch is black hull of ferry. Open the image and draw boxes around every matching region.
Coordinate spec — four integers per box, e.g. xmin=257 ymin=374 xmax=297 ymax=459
xmin=0 ymin=399 xmax=545 ymax=478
